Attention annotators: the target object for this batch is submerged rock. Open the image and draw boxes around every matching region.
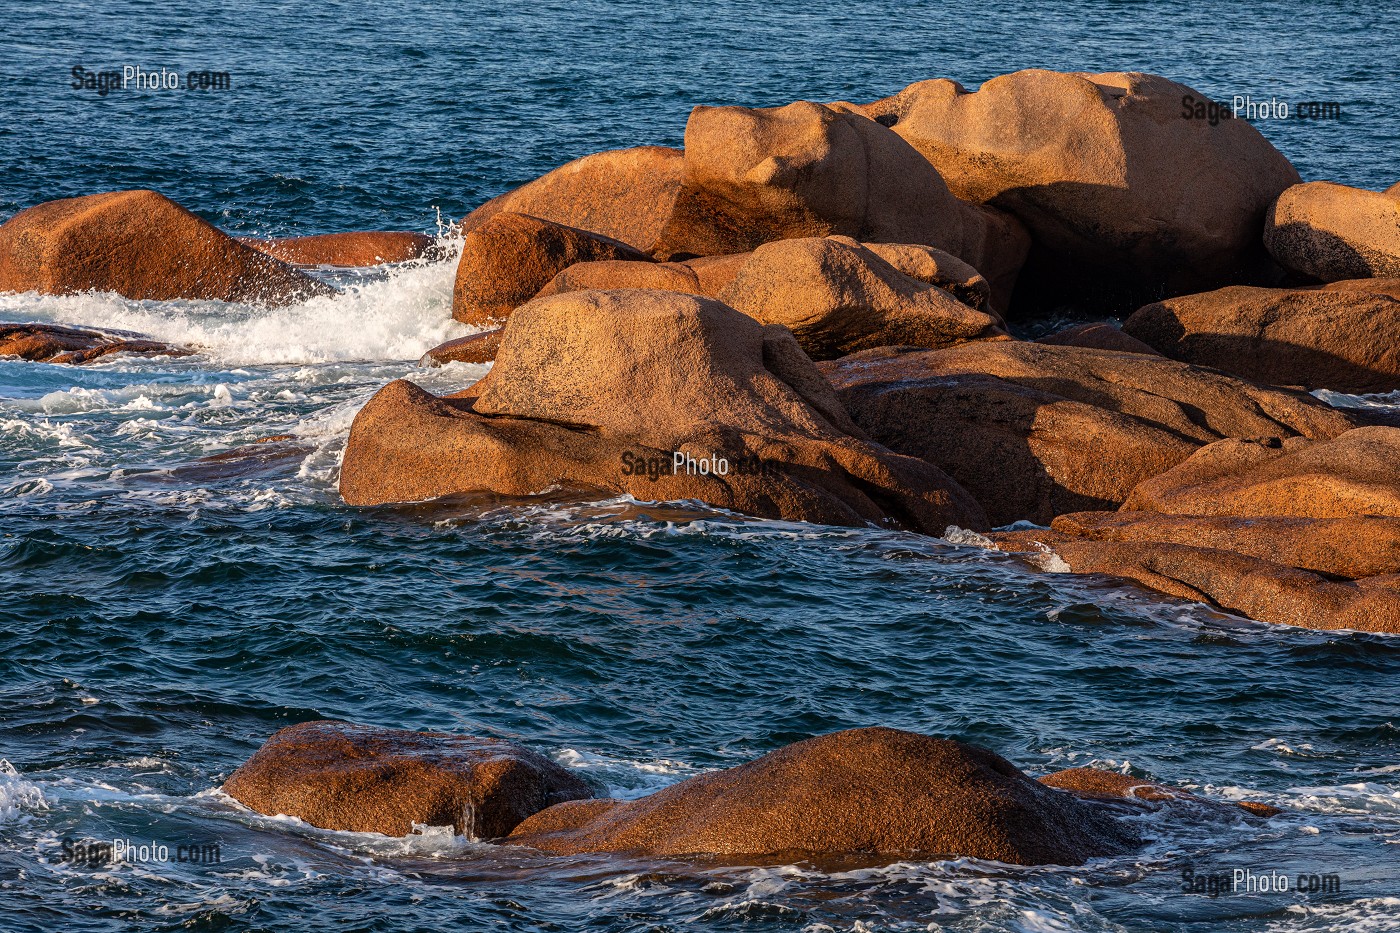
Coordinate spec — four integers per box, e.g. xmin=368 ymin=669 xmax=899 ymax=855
xmin=507 ymin=727 xmax=1138 ymax=865
xmin=1124 ymin=278 xmax=1400 ymax=393
xmin=222 ymin=720 xmax=591 ymax=838
xmin=820 ymin=342 xmax=1351 ymax=525
xmin=0 ymin=322 xmax=190 ymax=364
xmin=0 ymin=190 xmax=333 ymax=305
xmin=452 ymin=212 xmax=650 ymax=325
xmin=460 ymin=146 xmax=685 ymax=253
xmin=1265 ymin=181 xmax=1400 ymax=281
xmin=1040 ymin=767 xmax=1281 ymax=818
xmin=341 ymin=289 xmax=986 ymax=533
xmin=652 ymin=100 xmax=1029 ymax=311
xmin=716 ymin=237 xmax=1005 ymax=359
xmin=851 ymin=70 xmax=1300 ymax=307
xmin=239 ymin=231 xmax=438 ymax=266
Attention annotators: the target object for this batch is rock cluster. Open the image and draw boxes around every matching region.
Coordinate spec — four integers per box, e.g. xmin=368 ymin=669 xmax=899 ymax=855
xmin=820 ymin=341 xmax=1351 ymax=525
xmin=227 ymin=723 xmax=1270 ymax=866
xmin=991 ymin=429 xmax=1400 ymax=629
xmin=342 ymin=289 xmax=986 ymax=535
xmin=7 ymin=67 xmax=1398 ymax=634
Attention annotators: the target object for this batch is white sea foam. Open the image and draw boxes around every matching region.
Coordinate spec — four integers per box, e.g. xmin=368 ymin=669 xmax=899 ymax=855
xmin=0 ymin=235 xmax=474 ymax=365
xmin=555 ymin=747 xmax=704 ymax=799
xmin=1264 ymin=897 xmax=1400 ymax=933
xmin=941 ymin=525 xmax=996 ymax=548
xmin=0 ymin=760 xmax=48 ymax=823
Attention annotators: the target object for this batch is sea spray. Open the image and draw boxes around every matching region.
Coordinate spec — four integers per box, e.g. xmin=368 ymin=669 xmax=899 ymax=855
xmin=0 ymin=232 xmax=473 ymax=366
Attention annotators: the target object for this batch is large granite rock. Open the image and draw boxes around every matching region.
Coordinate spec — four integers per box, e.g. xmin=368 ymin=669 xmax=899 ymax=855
xmin=223 ymin=720 xmax=592 ymax=838
xmin=460 ymin=146 xmax=685 ymax=253
xmin=850 ymin=70 xmax=1300 ymax=308
xmin=1123 ymin=428 xmax=1400 ymax=518
xmin=716 ymin=237 xmax=1004 ymax=359
xmin=507 ymin=727 xmax=1138 ymax=865
xmin=452 ymin=212 xmax=650 ymax=325
xmin=341 ymin=289 xmax=987 ymax=533
xmin=1123 ymin=278 xmax=1400 ymax=393
xmin=1265 ymin=181 xmax=1400 ymax=281
xmin=0 ymin=190 xmax=333 ymax=305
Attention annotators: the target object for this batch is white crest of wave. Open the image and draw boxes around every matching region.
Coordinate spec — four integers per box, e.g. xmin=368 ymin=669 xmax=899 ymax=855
xmin=0 ymin=235 xmax=476 ymax=366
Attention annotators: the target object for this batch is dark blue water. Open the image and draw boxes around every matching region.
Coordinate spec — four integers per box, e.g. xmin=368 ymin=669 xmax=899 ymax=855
xmin=4 ymin=1 xmax=1398 ymax=233
xmin=3 ymin=2 xmax=1400 ymax=931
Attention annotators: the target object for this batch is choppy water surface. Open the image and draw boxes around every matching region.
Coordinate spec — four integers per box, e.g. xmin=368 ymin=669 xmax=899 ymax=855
xmin=3 ymin=2 xmax=1400 ymax=931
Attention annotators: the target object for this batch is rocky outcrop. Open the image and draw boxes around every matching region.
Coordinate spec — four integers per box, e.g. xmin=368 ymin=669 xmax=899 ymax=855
xmin=341 ymin=289 xmax=987 ymax=533
xmin=0 ymin=322 xmax=190 ymax=364
xmin=1036 ymin=322 xmax=1160 ymax=356
xmin=533 ymin=260 xmax=705 ymax=299
xmin=1123 ymin=428 xmax=1400 ymax=518
xmin=452 ymin=212 xmax=650 ymax=325
xmin=1265 ymin=181 xmax=1400 ymax=281
xmin=222 ymin=720 xmax=592 ymax=838
xmin=851 ymin=70 xmax=1300 ymax=308
xmin=418 ymin=329 xmax=503 ymax=367
xmin=716 ymin=237 xmax=1005 ymax=359
xmin=0 ymin=190 xmax=334 ymax=305
xmin=1051 ymin=510 xmax=1400 ymax=580
xmin=1123 ymin=278 xmax=1400 ymax=392
xmin=239 ymin=231 xmax=438 ymax=266
xmin=991 ymin=527 xmax=1400 ymax=633
xmin=460 ymin=146 xmax=685 ymax=253
xmin=990 ymin=435 xmax=1400 ymax=629
xmin=820 ymin=342 xmax=1352 ymax=525
xmin=651 ymin=101 xmax=1029 ymax=310
xmin=507 ymin=727 xmax=1138 ymax=864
